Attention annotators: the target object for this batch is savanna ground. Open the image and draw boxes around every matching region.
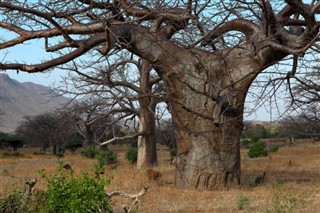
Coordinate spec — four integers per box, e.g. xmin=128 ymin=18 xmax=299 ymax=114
xmin=0 ymin=142 xmax=320 ymax=212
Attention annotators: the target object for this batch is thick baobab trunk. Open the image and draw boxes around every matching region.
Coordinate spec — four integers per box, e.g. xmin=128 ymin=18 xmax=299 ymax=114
xmin=157 ymin=48 xmax=257 ymax=189
xmin=172 ymin=114 xmax=242 ymax=189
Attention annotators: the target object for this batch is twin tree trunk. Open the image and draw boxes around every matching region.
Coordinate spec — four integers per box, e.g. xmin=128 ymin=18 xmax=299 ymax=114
xmin=137 ymin=61 xmax=159 ymax=168
xmin=155 ymin=46 xmax=258 ymax=189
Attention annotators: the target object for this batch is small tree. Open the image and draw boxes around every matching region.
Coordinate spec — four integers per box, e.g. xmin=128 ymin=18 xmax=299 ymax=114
xmin=64 ymin=139 xmax=83 ymax=154
xmin=0 ymin=134 xmax=25 ymax=152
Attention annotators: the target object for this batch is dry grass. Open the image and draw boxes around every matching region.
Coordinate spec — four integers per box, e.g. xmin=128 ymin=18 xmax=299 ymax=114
xmin=1 ymin=143 xmax=320 ymax=212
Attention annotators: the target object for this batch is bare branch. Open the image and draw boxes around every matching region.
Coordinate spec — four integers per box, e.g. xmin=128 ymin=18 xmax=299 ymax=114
xmin=100 ymin=131 xmax=143 ymax=146
xmin=106 ymin=185 xmax=148 ymax=213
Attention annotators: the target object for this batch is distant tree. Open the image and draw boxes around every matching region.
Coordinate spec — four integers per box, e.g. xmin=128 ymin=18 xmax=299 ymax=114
xmin=242 ymin=122 xmax=268 ymax=142
xmin=278 ymin=104 xmax=320 ymax=139
xmin=16 ymin=111 xmax=78 ymax=154
xmin=0 ymin=134 xmax=25 ymax=152
xmin=64 ymin=139 xmax=83 ymax=153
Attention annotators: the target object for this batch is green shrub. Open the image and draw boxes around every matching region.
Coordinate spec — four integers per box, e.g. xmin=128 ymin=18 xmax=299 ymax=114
xmin=55 ymin=152 xmax=64 ymax=158
xmin=0 ymin=134 xmax=25 ymax=152
xmin=125 ymin=147 xmax=138 ymax=164
xmin=237 ymin=195 xmax=251 ymax=210
xmin=64 ymin=140 xmax=82 ymax=153
xmin=33 ymin=151 xmax=46 ymax=155
xmin=268 ymin=145 xmax=280 ymax=153
xmin=169 ymin=148 xmax=177 ymax=157
xmin=97 ymin=150 xmax=117 ymax=166
xmin=0 ymin=188 xmax=24 ymax=212
xmin=80 ymin=146 xmax=97 ymax=159
xmin=38 ymin=164 xmax=112 ymax=213
xmin=241 ymin=139 xmax=251 ymax=148
xmin=247 ymin=141 xmax=268 ymax=158
xmin=2 ymin=151 xmax=24 ymax=158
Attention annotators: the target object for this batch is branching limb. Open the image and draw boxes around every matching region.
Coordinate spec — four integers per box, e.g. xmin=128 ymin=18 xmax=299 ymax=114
xmin=201 ymin=19 xmax=260 ymax=47
xmin=106 ymin=185 xmax=148 ymax=213
xmin=261 ymin=0 xmax=279 ymax=36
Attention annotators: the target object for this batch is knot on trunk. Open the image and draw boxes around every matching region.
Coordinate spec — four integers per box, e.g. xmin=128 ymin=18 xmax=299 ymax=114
xmin=212 ymin=87 xmax=237 ymax=125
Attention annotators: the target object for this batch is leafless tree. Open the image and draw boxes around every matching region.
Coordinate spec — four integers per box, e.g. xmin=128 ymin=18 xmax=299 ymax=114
xmin=67 ymin=100 xmax=123 ymax=147
xmin=56 ymin=54 xmax=165 ymax=168
xmin=16 ymin=111 xmax=78 ymax=154
xmin=1 ymin=1 xmax=320 ymax=190
xmin=279 ymin=104 xmax=320 ymax=139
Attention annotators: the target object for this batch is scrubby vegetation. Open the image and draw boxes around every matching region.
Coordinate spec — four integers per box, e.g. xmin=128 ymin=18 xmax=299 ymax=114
xmin=80 ymin=146 xmax=98 ymax=159
xmin=64 ymin=140 xmax=82 ymax=153
xmin=2 ymin=151 xmax=24 ymax=158
xmin=248 ymin=141 xmax=269 ymax=158
xmin=0 ymin=161 xmax=112 ymax=213
xmin=125 ymin=147 xmax=138 ymax=164
xmin=97 ymin=150 xmax=117 ymax=166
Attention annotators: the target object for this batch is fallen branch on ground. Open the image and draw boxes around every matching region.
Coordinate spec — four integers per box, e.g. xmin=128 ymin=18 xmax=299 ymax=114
xmin=106 ymin=185 xmax=148 ymax=213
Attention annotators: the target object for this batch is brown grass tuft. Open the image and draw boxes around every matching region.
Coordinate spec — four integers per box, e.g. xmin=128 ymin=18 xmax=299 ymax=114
xmin=146 ymin=168 xmax=162 ymax=181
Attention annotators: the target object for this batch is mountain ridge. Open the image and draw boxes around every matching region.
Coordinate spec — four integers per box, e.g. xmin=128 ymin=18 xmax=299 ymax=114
xmin=0 ymin=73 xmax=69 ymax=132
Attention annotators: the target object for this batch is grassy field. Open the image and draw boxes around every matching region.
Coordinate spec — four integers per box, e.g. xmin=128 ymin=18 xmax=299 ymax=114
xmin=0 ymin=143 xmax=320 ymax=212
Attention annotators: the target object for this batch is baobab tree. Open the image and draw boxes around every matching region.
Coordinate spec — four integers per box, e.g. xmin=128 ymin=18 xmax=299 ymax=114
xmin=56 ymin=54 xmax=165 ymax=168
xmin=1 ymin=1 xmax=320 ymax=190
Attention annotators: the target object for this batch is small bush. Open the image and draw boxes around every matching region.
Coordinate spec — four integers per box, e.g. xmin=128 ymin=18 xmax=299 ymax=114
xmin=169 ymin=148 xmax=177 ymax=158
xmin=64 ymin=139 xmax=82 ymax=153
xmin=2 ymin=151 xmax=24 ymax=158
xmin=55 ymin=152 xmax=64 ymax=158
xmin=268 ymin=145 xmax=280 ymax=153
xmin=125 ymin=147 xmax=138 ymax=164
xmin=33 ymin=151 xmax=46 ymax=155
xmin=237 ymin=195 xmax=251 ymax=210
xmin=97 ymin=150 xmax=117 ymax=166
xmin=80 ymin=146 xmax=97 ymax=159
xmin=39 ymin=165 xmax=112 ymax=213
xmin=0 ymin=189 xmax=24 ymax=212
xmin=248 ymin=141 xmax=268 ymax=158
xmin=241 ymin=139 xmax=251 ymax=148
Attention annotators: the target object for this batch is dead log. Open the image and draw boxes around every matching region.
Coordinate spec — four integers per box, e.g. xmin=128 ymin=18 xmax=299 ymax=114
xmin=106 ymin=185 xmax=148 ymax=213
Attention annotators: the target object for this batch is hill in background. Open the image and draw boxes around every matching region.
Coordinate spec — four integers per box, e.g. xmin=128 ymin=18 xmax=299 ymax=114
xmin=0 ymin=73 xmax=69 ymax=132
